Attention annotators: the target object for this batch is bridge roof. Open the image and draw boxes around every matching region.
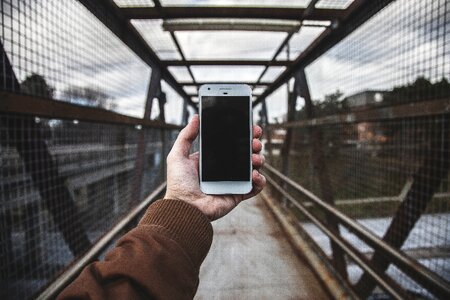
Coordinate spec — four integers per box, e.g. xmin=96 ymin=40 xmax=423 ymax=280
xmin=96 ymin=0 xmax=366 ymax=107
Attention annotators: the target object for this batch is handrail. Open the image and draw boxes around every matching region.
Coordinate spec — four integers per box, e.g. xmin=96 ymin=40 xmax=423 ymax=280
xmin=263 ymin=163 xmax=450 ymax=299
xmin=0 ymin=91 xmax=182 ymax=130
xmin=36 ymin=182 xmax=167 ymax=300
xmin=268 ymin=98 xmax=450 ymax=129
xmin=264 ymin=173 xmax=407 ymax=299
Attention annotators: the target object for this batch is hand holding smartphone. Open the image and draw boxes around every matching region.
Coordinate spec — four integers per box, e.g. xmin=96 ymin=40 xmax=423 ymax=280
xmin=199 ymin=84 xmax=253 ymax=194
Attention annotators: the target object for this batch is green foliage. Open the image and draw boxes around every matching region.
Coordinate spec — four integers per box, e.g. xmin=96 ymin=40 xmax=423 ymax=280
xmin=21 ymin=73 xmax=54 ymax=98
xmin=295 ymin=89 xmax=348 ymax=120
xmin=63 ymin=86 xmax=116 ymax=110
xmin=384 ymin=77 xmax=450 ymax=105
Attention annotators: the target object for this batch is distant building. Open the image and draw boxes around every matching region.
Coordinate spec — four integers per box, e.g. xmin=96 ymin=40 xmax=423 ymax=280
xmin=343 ymin=90 xmax=388 ymax=146
xmin=343 ymin=90 xmax=386 ymax=109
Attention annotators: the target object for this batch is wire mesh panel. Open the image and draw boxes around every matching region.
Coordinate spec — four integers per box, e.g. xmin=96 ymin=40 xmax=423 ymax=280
xmin=0 ymin=113 xmax=175 ymax=299
xmin=264 ymin=0 xmax=450 ymax=298
xmin=0 ymin=0 xmax=152 ymax=118
xmin=0 ymin=0 xmax=184 ymax=298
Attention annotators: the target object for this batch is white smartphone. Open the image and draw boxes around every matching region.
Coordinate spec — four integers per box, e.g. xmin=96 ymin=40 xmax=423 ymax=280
xmin=199 ymin=84 xmax=253 ymax=195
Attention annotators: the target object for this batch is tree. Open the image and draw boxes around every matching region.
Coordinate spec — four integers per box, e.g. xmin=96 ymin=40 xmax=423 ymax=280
xmin=295 ymin=89 xmax=347 ymax=120
xmin=21 ymin=73 xmax=54 ymax=98
xmin=63 ymin=86 xmax=116 ymax=110
xmin=384 ymin=76 xmax=450 ymax=105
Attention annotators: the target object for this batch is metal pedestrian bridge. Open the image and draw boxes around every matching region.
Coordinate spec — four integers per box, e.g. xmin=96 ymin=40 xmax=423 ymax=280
xmin=1 ymin=0 xmax=449 ymax=299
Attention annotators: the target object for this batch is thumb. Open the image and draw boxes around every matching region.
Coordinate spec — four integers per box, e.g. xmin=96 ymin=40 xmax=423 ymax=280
xmin=171 ymin=114 xmax=199 ymax=158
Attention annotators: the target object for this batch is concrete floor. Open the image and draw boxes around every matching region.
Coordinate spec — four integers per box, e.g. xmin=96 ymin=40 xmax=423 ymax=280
xmin=195 ymin=196 xmax=330 ymax=300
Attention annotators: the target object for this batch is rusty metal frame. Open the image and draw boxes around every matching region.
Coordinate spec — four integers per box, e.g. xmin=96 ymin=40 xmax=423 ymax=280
xmin=0 ymin=91 xmax=182 ymax=129
xmin=131 ymin=69 xmax=163 ymax=205
xmin=260 ymin=190 xmax=358 ymax=300
xmin=354 ymin=115 xmax=450 ymax=297
xmin=263 ymin=172 xmax=409 ymax=300
xmin=263 ymin=163 xmax=450 ymax=299
xmin=121 ymin=6 xmax=346 ymax=21
xmin=0 ymin=45 xmax=92 ymax=258
xmin=179 ymin=81 xmax=272 ymax=87
xmin=253 ymin=0 xmax=320 ymax=90
xmin=260 ymin=98 xmax=274 ymax=162
xmin=253 ymin=0 xmax=395 ymax=107
xmin=77 ymin=0 xmax=196 ymax=109
xmin=162 ymin=60 xmax=290 ymax=67
xmin=295 ymin=69 xmax=348 ymax=279
xmin=269 ymin=97 xmax=450 ymax=128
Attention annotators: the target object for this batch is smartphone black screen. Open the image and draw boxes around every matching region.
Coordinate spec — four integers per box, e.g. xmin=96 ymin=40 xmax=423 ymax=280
xmin=201 ymin=96 xmax=251 ymax=181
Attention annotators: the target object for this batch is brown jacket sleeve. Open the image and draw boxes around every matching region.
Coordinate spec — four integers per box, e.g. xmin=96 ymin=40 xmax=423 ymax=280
xmin=57 ymin=199 xmax=213 ymax=300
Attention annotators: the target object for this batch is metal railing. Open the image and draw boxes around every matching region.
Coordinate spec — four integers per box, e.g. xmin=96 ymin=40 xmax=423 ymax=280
xmin=257 ymin=1 xmax=450 ymax=298
xmin=36 ymin=183 xmax=167 ymax=300
xmin=263 ymin=163 xmax=450 ymax=299
xmin=0 ymin=93 xmax=179 ymax=299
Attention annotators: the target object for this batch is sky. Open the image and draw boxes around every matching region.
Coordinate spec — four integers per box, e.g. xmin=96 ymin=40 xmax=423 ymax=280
xmin=1 ymin=0 xmax=448 ymax=124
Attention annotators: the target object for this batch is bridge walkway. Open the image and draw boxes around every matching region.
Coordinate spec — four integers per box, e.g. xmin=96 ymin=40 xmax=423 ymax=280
xmin=195 ymin=196 xmax=330 ymax=300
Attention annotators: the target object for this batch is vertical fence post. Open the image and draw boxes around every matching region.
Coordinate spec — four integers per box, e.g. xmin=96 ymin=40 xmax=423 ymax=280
xmin=280 ymin=84 xmax=297 ymax=206
xmin=296 ymin=69 xmax=348 ymax=280
xmin=354 ymin=115 xmax=450 ymax=297
xmin=181 ymin=97 xmax=189 ymax=126
xmin=158 ymin=90 xmax=168 ymax=179
xmin=132 ymin=68 xmax=161 ymax=203
xmin=281 ymin=88 xmax=297 ymax=177
xmin=261 ymin=98 xmax=273 ymax=163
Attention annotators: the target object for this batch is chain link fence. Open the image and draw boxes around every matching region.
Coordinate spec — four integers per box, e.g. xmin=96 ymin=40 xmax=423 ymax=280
xmin=265 ymin=0 xmax=449 ymax=298
xmin=0 ymin=0 xmax=180 ymax=298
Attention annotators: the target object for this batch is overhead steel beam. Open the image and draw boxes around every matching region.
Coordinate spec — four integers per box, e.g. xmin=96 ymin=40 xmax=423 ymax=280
xmin=152 ymin=0 xmax=198 ymax=87
xmin=186 ymin=92 xmax=263 ymax=97
xmin=179 ymin=81 xmax=272 ymax=87
xmin=121 ymin=7 xmax=346 ymax=21
xmin=162 ymin=19 xmax=305 ymax=32
xmin=77 ymin=0 xmax=196 ymax=109
xmin=252 ymin=0 xmax=320 ymax=90
xmin=163 ymin=60 xmax=290 ymax=67
xmin=253 ymin=0 xmax=395 ymax=107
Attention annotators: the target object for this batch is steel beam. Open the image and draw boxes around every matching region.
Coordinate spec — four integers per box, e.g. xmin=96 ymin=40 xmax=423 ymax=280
xmin=179 ymin=81 xmax=272 ymax=87
xmin=354 ymin=115 xmax=450 ymax=298
xmin=0 ymin=44 xmax=92 ymax=257
xmin=253 ymin=0 xmax=395 ymax=107
xmin=269 ymin=97 xmax=450 ymax=128
xmin=162 ymin=60 xmax=290 ymax=67
xmin=121 ymin=6 xmax=346 ymax=21
xmin=261 ymin=99 xmax=274 ymax=162
xmin=296 ymin=69 xmax=348 ymax=279
xmin=253 ymin=0 xmax=319 ymax=89
xmin=132 ymin=69 xmax=162 ymax=205
xmin=263 ymin=174 xmax=407 ymax=300
xmin=162 ymin=19 xmax=315 ymax=32
xmin=0 ymin=91 xmax=181 ymax=129
xmin=77 ymin=0 xmax=196 ymax=108
xmin=263 ymin=164 xmax=450 ymax=299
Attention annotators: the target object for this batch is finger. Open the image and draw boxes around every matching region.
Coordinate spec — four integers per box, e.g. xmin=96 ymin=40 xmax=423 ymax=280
xmin=170 ymin=115 xmax=199 ymax=158
xmin=253 ymin=125 xmax=263 ymax=139
xmin=189 ymin=151 xmax=200 ymax=163
xmin=189 ymin=151 xmax=199 ymax=159
xmin=238 ymin=170 xmax=266 ymax=202
xmin=252 ymin=153 xmax=265 ymax=168
xmin=252 ymin=139 xmax=262 ymax=153
xmin=247 ymin=170 xmax=266 ymax=198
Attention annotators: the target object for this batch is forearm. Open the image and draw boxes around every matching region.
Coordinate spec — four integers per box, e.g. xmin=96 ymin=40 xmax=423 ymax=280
xmin=58 ymin=199 xmax=213 ymax=300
